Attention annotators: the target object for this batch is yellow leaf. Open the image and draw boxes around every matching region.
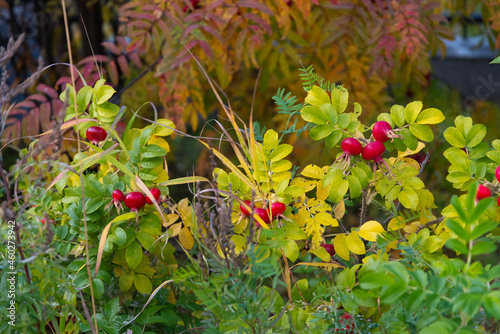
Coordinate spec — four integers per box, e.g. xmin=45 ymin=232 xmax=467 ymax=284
xmin=148 ymin=135 xmax=170 ymax=153
xmin=387 ymin=216 xmax=405 ymax=231
xmin=231 ymin=235 xmax=247 ymax=254
xmin=397 ymin=141 xmax=426 ymax=158
xmin=315 ymin=212 xmax=338 ymax=227
xmin=179 ymin=227 xmax=194 ymax=250
xmin=334 ymin=200 xmax=345 ymax=219
xmin=154 ymin=169 xmax=169 ymax=183
xmin=154 ymin=118 xmax=175 ymax=136
xmin=346 ymin=231 xmax=366 ymax=255
xmin=310 ymin=246 xmax=330 ymax=262
xmin=168 ymin=222 xmax=182 ymax=237
xmin=334 ymin=234 xmax=350 ymax=261
xmin=358 ymin=220 xmax=384 ymax=242
xmin=162 ymin=214 xmax=179 ymax=228
xmin=316 ymin=181 xmax=330 ymax=201
xmin=290 ymin=177 xmax=317 ymax=192
xmin=301 ymin=164 xmax=324 ymax=179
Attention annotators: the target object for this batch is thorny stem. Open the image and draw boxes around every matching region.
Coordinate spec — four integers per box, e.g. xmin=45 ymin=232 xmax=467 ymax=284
xmin=416 ymin=217 xmax=445 ymax=232
xmin=359 ymin=189 xmax=368 ymax=226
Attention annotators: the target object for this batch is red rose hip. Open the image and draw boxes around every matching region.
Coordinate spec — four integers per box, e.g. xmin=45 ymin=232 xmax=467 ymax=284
xmin=112 ymin=189 xmax=124 ymax=204
xmin=361 ymin=141 xmax=385 ymax=161
xmin=496 ymin=166 xmax=500 ymax=183
xmin=240 ymin=200 xmax=252 ymax=216
xmin=320 ymin=243 xmax=335 ymax=256
xmin=476 ymin=184 xmax=491 ymax=201
xmin=254 ymin=207 xmax=271 ymax=227
xmin=86 ymin=126 xmax=107 ymax=145
xmin=372 ymin=121 xmax=393 ymax=142
xmin=124 ymin=192 xmax=146 ymax=211
xmin=270 ymin=202 xmax=286 ymax=217
xmin=341 ymin=138 xmax=362 ymax=156
xmin=145 ymin=188 xmax=161 ymax=205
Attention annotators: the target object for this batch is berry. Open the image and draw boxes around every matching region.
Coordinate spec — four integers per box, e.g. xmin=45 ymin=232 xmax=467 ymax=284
xmin=124 ymin=192 xmax=146 ymax=211
xmin=240 ymin=200 xmax=252 ymax=216
xmin=86 ymin=126 xmax=107 ymax=145
xmin=320 ymin=243 xmax=335 ymax=256
xmin=372 ymin=121 xmax=392 ymax=142
xmin=41 ymin=218 xmax=46 ymax=225
xmin=270 ymin=202 xmax=286 ymax=217
xmin=361 ymin=141 xmax=385 ymax=161
xmin=496 ymin=166 xmax=500 ymax=183
xmin=476 ymin=184 xmax=491 ymax=201
xmin=497 ymin=197 xmax=500 ymax=206
xmin=341 ymin=138 xmax=362 ymax=156
xmin=254 ymin=207 xmax=271 ymax=227
xmin=145 ymin=188 xmax=161 ymax=205
xmin=336 ymin=313 xmax=354 ymax=333
xmin=112 ymin=189 xmax=124 ymax=203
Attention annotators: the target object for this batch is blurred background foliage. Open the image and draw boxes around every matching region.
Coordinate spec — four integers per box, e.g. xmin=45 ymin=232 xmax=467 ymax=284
xmin=2 ymin=0 xmax=500 ymax=207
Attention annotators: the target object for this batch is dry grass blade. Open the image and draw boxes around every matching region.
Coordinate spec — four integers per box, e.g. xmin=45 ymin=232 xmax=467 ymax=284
xmin=94 ymin=212 xmax=146 ymax=276
xmin=290 ymin=262 xmax=345 ymax=270
xmin=159 ymin=176 xmax=209 ymax=186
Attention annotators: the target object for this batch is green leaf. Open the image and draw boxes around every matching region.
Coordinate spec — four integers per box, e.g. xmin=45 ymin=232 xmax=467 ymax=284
xmin=402 ymin=130 xmax=418 ymax=151
xmin=119 ymin=270 xmax=134 ymax=291
xmin=91 ymin=278 xmax=104 ymax=299
xmin=271 ymin=144 xmax=293 ymax=161
xmin=470 ymin=220 xmax=498 ymax=240
xmin=94 ymin=85 xmax=116 ymax=105
xmin=490 ymin=56 xmax=500 ymax=64
xmin=443 ymin=148 xmax=470 ymax=173
xmin=381 ymin=282 xmax=406 ymax=304
xmin=126 ymin=241 xmax=143 ymax=270
xmin=305 ymin=86 xmax=330 ymax=107
xmin=404 ymin=101 xmax=422 ymax=124
xmin=351 ymin=167 xmax=369 ymax=188
xmin=347 ymin=175 xmax=362 ymax=199
xmin=331 ymin=87 xmax=348 ymax=114
xmin=85 ymin=198 xmax=104 ymax=214
xmin=409 ymin=124 xmax=434 ymax=142
xmin=309 ymin=124 xmax=333 ymax=140
xmin=291 ymin=279 xmax=311 ymax=303
xmin=301 ymin=106 xmax=327 ymax=124
xmin=416 ymin=108 xmax=445 ymax=124
xmin=469 ymin=197 xmax=494 ymax=223
xmin=451 ymin=195 xmax=469 ymax=223
xmin=283 ymin=240 xmax=299 ymax=262
xmin=407 ymin=290 xmax=426 ymax=313
xmin=320 ymin=103 xmax=338 ymax=123
xmin=134 ymin=274 xmax=153 ymax=294
xmin=327 ymin=172 xmax=349 ymax=202
xmin=398 ymin=187 xmax=418 ymax=210
xmin=113 ymin=227 xmax=127 ymax=246
xmin=470 ymin=241 xmax=497 ymax=255
xmin=390 ymin=104 xmax=405 ymax=127
xmin=153 ymin=118 xmax=175 ymax=137
xmin=446 ymin=219 xmax=469 ymax=240
xmin=76 ymin=86 xmax=93 ymax=111
xmin=137 ymin=231 xmax=156 ymax=250
xmin=142 ymin=144 xmax=167 ymax=158
xmin=264 ymin=129 xmax=279 ymax=151
xmin=446 ymin=238 xmax=468 ymax=254
xmin=484 ymin=291 xmax=500 ymax=320
xmin=104 ymin=297 xmax=121 ymax=318
xmin=324 ymin=130 xmax=343 ymax=148
xmin=443 ymin=127 xmax=466 ymax=148
xmin=141 ymin=157 xmax=163 ymax=169
xmin=401 ymin=177 xmax=425 ymax=190
xmin=359 ymin=272 xmax=393 ymax=289
xmin=465 ymin=124 xmax=487 ymax=148
xmin=454 ymin=115 xmax=473 ymax=135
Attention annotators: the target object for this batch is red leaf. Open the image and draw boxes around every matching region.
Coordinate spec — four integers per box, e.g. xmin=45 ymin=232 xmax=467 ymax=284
xmin=107 ymin=60 xmax=119 ymax=85
xmin=40 ymin=101 xmax=52 ymax=132
xmin=37 ymin=84 xmax=58 ymax=99
xmin=101 ymin=42 xmax=122 ymax=55
xmin=238 ymin=0 xmax=273 ymax=15
xmin=117 ymin=55 xmax=130 ymax=78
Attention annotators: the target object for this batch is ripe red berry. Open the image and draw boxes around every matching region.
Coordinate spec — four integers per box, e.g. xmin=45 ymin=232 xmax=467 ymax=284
xmin=341 ymin=138 xmax=362 ymax=156
xmin=361 ymin=141 xmax=385 ymax=161
xmin=497 ymin=197 xmax=500 ymax=206
xmin=372 ymin=121 xmax=392 ymax=142
xmin=86 ymin=126 xmax=107 ymax=145
xmin=496 ymin=166 xmax=500 ymax=183
xmin=112 ymin=189 xmax=124 ymax=203
xmin=240 ymin=200 xmax=252 ymax=216
xmin=41 ymin=218 xmax=45 ymax=225
xmin=320 ymin=243 xmax=335 ymax=256
xmin=254 ymin=207 xmax=271 ymax=227
xmin=336 ymin=313 xmax=354 ymax=333
xmin=124 ymin=192 xmax=146 ymax=211
xmin=476 ymin=184 xmax=491 ymax=201
xmin=145 ymin=188 xmax=161 ymax=205
xmin=270 ymin=202 xmax=286 ymax=217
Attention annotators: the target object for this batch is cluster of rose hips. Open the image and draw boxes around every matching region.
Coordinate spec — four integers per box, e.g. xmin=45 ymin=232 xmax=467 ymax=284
xmin=239 ymin=200 xmax=286 ymax=227
xmin=475 ymin=166 xmax=500 ymax=206
xmin=112 ymin=188 xmax=162 ymax=212
xmin=337 ymin=121 xmax=399 ymax=173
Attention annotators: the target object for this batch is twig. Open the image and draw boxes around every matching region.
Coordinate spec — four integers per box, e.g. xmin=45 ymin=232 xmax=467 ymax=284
xmin=416 ymin=217 xmax=445 ymax=232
